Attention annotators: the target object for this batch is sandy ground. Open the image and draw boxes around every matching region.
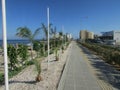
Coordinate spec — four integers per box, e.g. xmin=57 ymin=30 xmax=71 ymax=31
xmin=0 ymin=43 xmax=71 ymax=90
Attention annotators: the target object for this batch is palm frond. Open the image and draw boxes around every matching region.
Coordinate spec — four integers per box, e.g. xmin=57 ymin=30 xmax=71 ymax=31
xmin=33 ymin=28 xmax=41 ymax=39
xmin=16 ymin=27 xmax=32 ymax=39
xmin=50 ymin=28 xmax=53 ymax=35
xmin=50 ymin=26 xmax=57 ymax=38
xmin=41 ymin=23 xmax=48 ymax=39
xmin=34 ymin=59 xmax=41 ymax=75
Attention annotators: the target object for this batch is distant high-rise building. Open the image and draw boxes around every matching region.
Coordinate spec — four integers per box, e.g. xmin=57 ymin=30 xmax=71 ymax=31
xmin=80 ymin=30 xmax=87 ymax=40
xmin=80 ymin=30 xmax=94 ymax=40
xmin=87 ymin=32 xmax=94 ymax=39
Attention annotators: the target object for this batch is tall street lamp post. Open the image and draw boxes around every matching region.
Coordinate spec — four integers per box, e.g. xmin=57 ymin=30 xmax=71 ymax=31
xmin=1 ymin=0 xmax=9 ymax=90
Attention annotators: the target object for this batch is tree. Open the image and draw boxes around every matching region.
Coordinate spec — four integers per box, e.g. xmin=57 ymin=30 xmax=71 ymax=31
xmin=34 ymin=59 xmax=42 ymax=82
xmin=51 ymin=26 xmax=57 ymax=47
xmin=59 ymin=32 xmax=63 ymax=37
xmin=41 ymin=23 xmax=52 ymax=54
xmin=33 ymin=41 xmax=41 ymax=57
xmin=41 ymin=23 xmax=52 ymax=40
xmin=55 ymin=47 xmax=59 ymax=61
xmin=16 ymin=27 xmax=40 ymax=59
xmin=58 ymin=32 xmax=63 ymax=46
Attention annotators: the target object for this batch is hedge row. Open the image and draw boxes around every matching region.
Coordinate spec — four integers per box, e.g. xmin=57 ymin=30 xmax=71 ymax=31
xmin=80 ymin=42 xmax=120 ymax=66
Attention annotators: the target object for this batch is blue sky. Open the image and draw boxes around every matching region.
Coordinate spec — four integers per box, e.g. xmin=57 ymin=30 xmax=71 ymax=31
xmin=0 ymin=0 xmax=120 ymax=39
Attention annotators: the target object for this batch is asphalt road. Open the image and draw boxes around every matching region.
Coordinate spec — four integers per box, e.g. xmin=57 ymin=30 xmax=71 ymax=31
xmin=58 ymin=41 xmax=120 ymax=90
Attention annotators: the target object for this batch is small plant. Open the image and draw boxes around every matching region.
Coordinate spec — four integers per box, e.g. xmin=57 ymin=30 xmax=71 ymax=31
xmin=39 ymin=42 xmax=44 ymax=56
xmin=17 ymin=44 xmax=28 ymax=65
xmin=34 ymin=59 xmax=42 ymax=82
xmin=25 ymin=60 xmax=34 ymax=65
xmin=8 ymin=67 xmax=22 ymax=78
xmin=0 ymin=73 xmax=4 ymax=84
xmin=61 ymin=45 xmax=64 ymax=53
xmin=33 ymin=41 xmax=39 ymax=57
xmin=55 ymin=48 xmax=59 ymax=61
xmin=7 ymin=45 xmax=18 ymax=70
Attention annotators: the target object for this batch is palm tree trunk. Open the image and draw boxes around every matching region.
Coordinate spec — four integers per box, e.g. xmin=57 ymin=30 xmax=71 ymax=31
xmin=31 ymin=45 xmax=33 ymax=60
xmin=43 ymin=42 xmax=45 ymax=55
xmin=54 ymin=39 xmax=55 ymax=47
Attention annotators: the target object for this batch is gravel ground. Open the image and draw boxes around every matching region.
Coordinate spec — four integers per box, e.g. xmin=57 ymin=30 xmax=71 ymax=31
xmin=0 ymin=43 xmax=71 ymax=90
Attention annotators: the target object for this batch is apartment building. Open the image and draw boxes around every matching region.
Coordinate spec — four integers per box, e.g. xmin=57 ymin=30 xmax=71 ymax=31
xmin=80 ymin=30 xmax=94 ymax=40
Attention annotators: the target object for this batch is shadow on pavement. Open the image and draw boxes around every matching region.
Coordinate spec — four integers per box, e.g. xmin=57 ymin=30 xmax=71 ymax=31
xmin=78 ymin=44 xmax=120 ymax=89
xmin=9 ymin=80 xmax=37 ymax=84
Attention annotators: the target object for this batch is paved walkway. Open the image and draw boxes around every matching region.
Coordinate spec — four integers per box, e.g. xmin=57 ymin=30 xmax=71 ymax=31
xmin=58 ymin=42 xmax=101 ymax=90
xmin=58 ymin=41 xmax=120 ymax=90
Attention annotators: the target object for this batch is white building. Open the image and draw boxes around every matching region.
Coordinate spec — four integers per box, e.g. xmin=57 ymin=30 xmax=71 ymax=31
xmin=113 ymin=31 xmax=120 ymax=44
xmin=101 ymin=30 xmax=120 ymax=45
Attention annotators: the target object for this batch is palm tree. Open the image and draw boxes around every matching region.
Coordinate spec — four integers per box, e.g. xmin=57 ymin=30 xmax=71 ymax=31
xmin=34 ymin=59 xmax=42 ymax=82
xmin=41 ymin=23 xmax=52 ymax=54
xmin=58 ymin=31 xmax=63 ymax=46
xmin=41 ymin=23 xmax=52 ymax=40
xmin=41 ymin=23 xmax=48 ymax=40
xmin=16 ymin=26 xmax=40 ymax=59
xmin=51 ymin=26 xmax=57 ymax=47
xmin=59 ymin=31 xmax=63 ymax=39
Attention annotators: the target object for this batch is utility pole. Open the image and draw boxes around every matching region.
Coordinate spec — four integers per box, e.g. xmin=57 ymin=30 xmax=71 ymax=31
xmin=62 ymin=26 xmax=64 ymax=46
xmin=1 ymin=0 xmax=9 ymax=90
xmin=47 ymin=7 xmax=50 ymax=70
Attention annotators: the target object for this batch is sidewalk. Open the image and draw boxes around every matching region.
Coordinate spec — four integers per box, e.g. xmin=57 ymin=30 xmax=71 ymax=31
xmin=58 ymin=41 xmax=120 ymax=90
xmin=58 ymin=42 xmax=101 ymax=90
xmin=79 ymin=44 xmax=120 ymax=90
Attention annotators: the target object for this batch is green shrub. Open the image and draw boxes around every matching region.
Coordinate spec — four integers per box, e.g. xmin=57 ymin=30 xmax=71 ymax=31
xmin=17 ymin=44 xmax=28 ymax=65
xmin=0 ymin=73 xmax=4 ymax=84
xmin=50 ymin=49 xmax=54 ymax=54
xmin=79 ymin=42 xmax=120 ymax=66
xmin=34 ymin=59 xmax=41 ymax=75
xmin=7 ymin=45 xmax=18 ymax=70
xmin=8 ymin=68 xmax=22 ymax=78
xmin=25 ymin=60 xmax=34 ymax=65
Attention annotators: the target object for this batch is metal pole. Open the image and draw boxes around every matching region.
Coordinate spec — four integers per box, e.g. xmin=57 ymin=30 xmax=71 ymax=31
xmin=47 ymin=7 xmax=50 ymax=70
xmin=1 ymin=0 xmax=9 ymax=90
xmin=62 ymin=26 xmax=64 ymax=46
xmin=60 ymin=26 xmax=63 ymax=54
xmin=64 ymin=31 xmax=66 ymax=46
